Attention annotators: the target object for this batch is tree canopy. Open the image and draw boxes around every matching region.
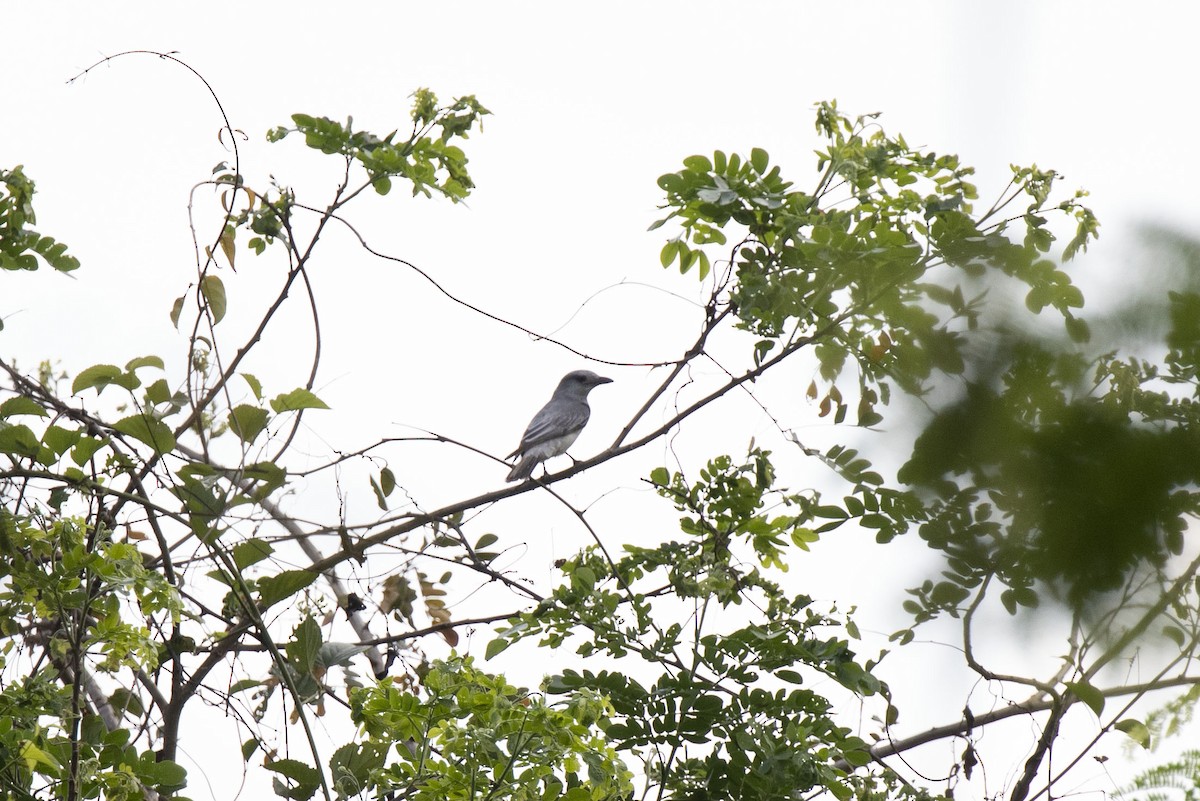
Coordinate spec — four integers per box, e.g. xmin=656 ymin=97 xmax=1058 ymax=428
xmin=3 ymin=53 xmax=1200 ymax=801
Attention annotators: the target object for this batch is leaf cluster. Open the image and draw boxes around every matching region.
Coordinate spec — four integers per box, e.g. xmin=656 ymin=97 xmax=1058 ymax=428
xmin=489 ymin=451 xmax=889 ymax=801
xmin=348 ymin=657 xmax=631 ymax=801
xmin=651 ymin=102 xmax=1097 ymax=428
xmin=0 ymin=166 xmax=79 ymax=277
xmin=268 ymin=90 xmax=489 ymax=202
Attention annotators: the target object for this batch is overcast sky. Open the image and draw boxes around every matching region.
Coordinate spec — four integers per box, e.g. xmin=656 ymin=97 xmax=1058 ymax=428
xmin=4 ymin=3 xmax=1200 ymax=798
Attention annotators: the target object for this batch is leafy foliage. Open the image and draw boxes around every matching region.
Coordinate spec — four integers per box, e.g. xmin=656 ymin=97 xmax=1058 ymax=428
xmin=3 ymin=59 xmax=1200 ymax=801
xmin=351 ymin=657 xmax=630 ymax=801
xmin=0 ymin=81 xmax=491 ymax=800
xmin=898 ymin=350 xmax=1200 ymax=611
xmin=486 ymin=451 xmax=902 ymax=800
xmin=0 ymin=166 xmax=80 ymax=277
xmin=1119 ymin=748 xmax=1200 ymax=801
xmin=267 ymin=90 xmax=489 ymax=202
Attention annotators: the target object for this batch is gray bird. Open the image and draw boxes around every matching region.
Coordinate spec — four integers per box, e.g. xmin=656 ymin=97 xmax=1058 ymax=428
xmin=506 ymin=370 xmax=612 ymax=482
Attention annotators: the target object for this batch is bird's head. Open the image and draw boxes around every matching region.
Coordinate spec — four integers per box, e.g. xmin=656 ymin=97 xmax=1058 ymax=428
xmin=558 ymin=370 xmax=613 ymax=395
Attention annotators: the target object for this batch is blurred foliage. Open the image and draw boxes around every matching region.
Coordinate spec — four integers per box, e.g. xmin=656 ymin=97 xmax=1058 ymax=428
xmin=898 ymin=344 xmax=1200 ymax=609
xmin=894 ymin=259 xmax=1200 ymax=612
xmin=1118 ymin=748 xmax=1200 ymax=801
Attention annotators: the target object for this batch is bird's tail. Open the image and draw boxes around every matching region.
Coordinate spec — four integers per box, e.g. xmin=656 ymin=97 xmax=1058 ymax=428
xmin=506 ymin=456 xmax=538 ymax=483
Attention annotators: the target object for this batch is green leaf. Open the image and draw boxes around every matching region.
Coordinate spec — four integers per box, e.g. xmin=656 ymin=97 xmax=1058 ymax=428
xmin=125 ymin=355 xmax=165 ymax=372
xmin=317 ymin=641 xmax=367 ymax=669
xmin=201 ymin=274 xmax=227 ymax=324
xmin=1012 ymin=586 xmax=1039 ymax=609
xmin=243 ymin=462 xmax=286 ymax=498
xmin=270 ymin=388 xmax=330 ymax=413
xmin=218 ymin=226 xmax=236 ymax=269
xmin=930 ymin=581 xmax=970 ymax=607
xmin=19 ymin=740 xmax=63 ymax=773
xmin=175 ymin=475 xmax=225 ymax=540
xmin=232 ymin=538 xmax=274 ymax=570
xmin=679 ymin=246 xmax=697 ymax=275
xmin=660 ymin=240 xmax=678 ymax=269
xmin=72 ymin=364 xmax=138 ymax=395
xmin=485 ymin=636 xmax=512 ymax=660
xmin=380 ymin=467 xmax=396 ymax=496
xmin=169 ymin=295 xmax=185 ymax=329
xmin=0 ymin=396 xmax=47 ymax=418
xmin=257 ymin=570 xmax=318 ymax=611
xmin=113 ymin=413 xmax=176 ymax=454
xmin=812 ymin=505 xmax=849 ymax=519
xmin=1114 ymin=718 xmax=1151 ymax=749
xmin=71 ymin=436 xmax=107 ymax=466
xmin=330 ymin=742 xmax=388 ymax=796
xmin=369 ymin=474 xmax=388 ymax=511
xmin=1000 ymin=589 xmax=1017 ymax=615
xmin=241 ymin=738 xmax=260 ymax=762
xmin=1065 ymin=315 xmax=1090 ymax=343
xmin=138 ymin=756 xmax=187 ymax=791
xmin=41 ymin=425 xmax=81 ymax=455
xmin=1163 ymin=625 xmax=1186 ymax=647
xmin=229 ymin=404 xmax=269 ymax=443
xmin=264 ymin=758 xmax=321 ymax=800
xmin=0 ymin=424 xmax=40 ymax=457
xmin=750 ymin=147 xmax=769 ymax=173
xmin=107 ymin=688 xmax=144 ymax=718
xmin=241 ymin=372 xmax=264 ymax=400
xmin=657 ymin=172 xmax=684 ymax=193
xmin=287 ymin=615 xmax=323 ymax=675
xmin=144 ymin=379 xmax=173 ymax=405
xmin=0 ymin=395 xmax=46 ymax=419
xmin=1065 ymin=680 xmax=1105 ymax=716
xmin=842 ymin=747 xmax=872 ymax=767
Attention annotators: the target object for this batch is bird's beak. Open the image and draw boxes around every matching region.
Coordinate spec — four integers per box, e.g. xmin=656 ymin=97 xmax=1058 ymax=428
xmin=595 ymin=376 xmax=613 ymax=385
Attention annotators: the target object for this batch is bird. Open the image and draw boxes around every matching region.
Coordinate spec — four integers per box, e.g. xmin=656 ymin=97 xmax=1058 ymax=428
xmin=506 ymin=370 xmax=612 ymax=482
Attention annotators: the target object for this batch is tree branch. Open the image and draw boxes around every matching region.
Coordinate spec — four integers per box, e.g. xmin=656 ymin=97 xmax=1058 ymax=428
xmin=838 ymin=674 xmax=1200 ymax=771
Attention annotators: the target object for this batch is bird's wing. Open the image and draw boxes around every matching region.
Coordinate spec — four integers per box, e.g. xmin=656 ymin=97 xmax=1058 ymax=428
xmin=510 ymin=401 xmax=590 ymax=454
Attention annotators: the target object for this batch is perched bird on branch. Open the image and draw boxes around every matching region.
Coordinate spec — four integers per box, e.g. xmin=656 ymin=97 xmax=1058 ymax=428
xmin=506 ymin=370 xmax=612 ymax=482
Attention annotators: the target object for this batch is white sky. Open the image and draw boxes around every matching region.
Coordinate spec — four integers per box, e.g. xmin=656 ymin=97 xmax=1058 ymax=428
xmin=4 ymin=3 xmax=1200 ymax=798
